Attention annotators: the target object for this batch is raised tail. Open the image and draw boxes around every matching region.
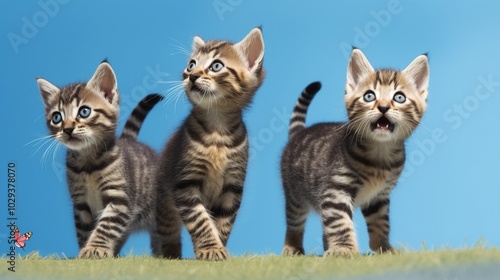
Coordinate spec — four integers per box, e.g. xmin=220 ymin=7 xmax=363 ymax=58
xmin=121 ymin=94 xmax=164 ymax=139
xmin=288 ymin=82 xmax=322 ymax=139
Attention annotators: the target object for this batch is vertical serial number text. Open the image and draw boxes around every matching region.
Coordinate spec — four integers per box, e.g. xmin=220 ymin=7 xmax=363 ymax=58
xmin=7 ymin=163 xmax=16 ymax=218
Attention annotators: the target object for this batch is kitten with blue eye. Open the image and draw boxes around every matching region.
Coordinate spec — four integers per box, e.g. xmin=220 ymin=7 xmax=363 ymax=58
xmin=37 ymin=61 xmax=163 ymax=258
xmin=281 ymin=49 xmax=429 ymax=256
xmin=156 ymin=28 xmax=265 ymax=261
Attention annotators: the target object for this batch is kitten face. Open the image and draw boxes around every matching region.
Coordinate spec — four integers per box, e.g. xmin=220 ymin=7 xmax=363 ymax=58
xmin=37 ymin=62 xmax=119 ymax=151
xmin=344 ymin=49 xmax=429 ymax=142
xmin=182 ymin=28 xmax=265 ymax=110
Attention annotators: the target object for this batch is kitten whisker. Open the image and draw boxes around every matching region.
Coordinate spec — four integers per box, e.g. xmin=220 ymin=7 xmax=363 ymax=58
xmin=25 ymin=134 xmax=55 ymax=147
xmin=34 ymin=113 xmax=46 ymax=122
xmin=29 ymin=135 xmax=57 ymax=161
xmin=400 ymin=122 xmax=416 ymax=139
xmin=161 ymin=82 xmax=188 ymax=114
xmin=41 ymin=138 xmax=60 ymax=168
xmin=52 ymin=141 xmax=63 ymax=167
xmin=215 ymin=90 xmax=229 ymax=108
xmin=156 ymin=80 xmax=183 ymax=85
xmin=168 ymin=37 xmax=191 ymax=56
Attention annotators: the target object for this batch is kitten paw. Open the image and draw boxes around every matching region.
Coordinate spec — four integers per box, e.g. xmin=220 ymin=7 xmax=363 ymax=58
xmin=195 ymin=246 xmax=229 ymax=261
xmin=370 ymin=240 xmax=394 ymax=254
xmin=372 ymin=245 xmax=395 ymax=254
xmin=323 ymin=247 xmax=359 ymax=257
xmin=78 ymin=246 xmax=113 ymax=259
xmin=158 ymin=243 xmax=182 ymax=259
xmin=282 ymin=245 xmax=304 ymax=256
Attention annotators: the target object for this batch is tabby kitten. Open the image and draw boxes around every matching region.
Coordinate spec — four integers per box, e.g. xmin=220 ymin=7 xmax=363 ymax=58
xmin=281 ymin=49 xmax=429 ymax=256
xmin=37 ymin=61 xmax=163 ymax=258
xmin=156 ymin=28 xmax=265 ymax=261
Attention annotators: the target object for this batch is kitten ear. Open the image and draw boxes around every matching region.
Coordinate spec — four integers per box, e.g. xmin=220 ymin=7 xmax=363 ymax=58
xmin=36 ymin=78 xmax=60 ymax=108
xmin=346 ymin=48 xmax=374 ymax=94
xmin=235 ymin=27 xmax=265 ymax=72
xmin=192 ymin=36 xmax=205 ymax=52
xmin=87 ymin=61 xmax=118 ymax=105
xmin=402 ymin=54 xmax=429 ymax=101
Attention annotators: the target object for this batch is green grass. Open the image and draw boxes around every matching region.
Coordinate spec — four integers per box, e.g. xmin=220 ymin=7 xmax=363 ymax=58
xmin=2 ymin=248 xmax=500 ymax=280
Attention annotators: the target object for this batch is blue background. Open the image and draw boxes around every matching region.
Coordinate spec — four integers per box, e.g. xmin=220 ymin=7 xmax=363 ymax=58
xmin=1 ymin=0 xmax=499 ymax=258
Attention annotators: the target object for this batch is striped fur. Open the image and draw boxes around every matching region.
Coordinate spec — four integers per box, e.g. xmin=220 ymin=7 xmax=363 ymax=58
xmin=121 ymin=94 xmax=164 ymax=139
xmin=288 ymin=81 xmax=321 ymax=139
xmin=281 ymin=49 xmax=429 ymax=256
xmin=156 ymin=28 xmax=265 ymax=261
xmin=37 ymin=62 xmax=161 ymax=259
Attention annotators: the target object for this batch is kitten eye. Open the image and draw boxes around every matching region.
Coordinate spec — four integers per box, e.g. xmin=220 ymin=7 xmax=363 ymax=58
xmin=393 ymin=92 xmax=406 ymax=103
xmin=78 ymin=106 xmax=91 ymax=118
xmin=51 ymin=112 xmax=62 ymax=124
xmin=363 ymin=91 xmax=376 ymax=102
xmin=187 ymin=60 xmax=196 ymax=72
xmin=209 ymin=60 xmax=224 ymax=72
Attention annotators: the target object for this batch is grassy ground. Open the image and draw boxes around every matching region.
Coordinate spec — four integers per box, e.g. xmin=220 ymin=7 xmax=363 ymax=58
xmin=2 ymin=248 xmax=500 ymax=280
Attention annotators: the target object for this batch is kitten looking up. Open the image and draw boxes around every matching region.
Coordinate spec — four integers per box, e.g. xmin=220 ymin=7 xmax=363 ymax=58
xmin=156 ymin=28 xmax=265 ymax=261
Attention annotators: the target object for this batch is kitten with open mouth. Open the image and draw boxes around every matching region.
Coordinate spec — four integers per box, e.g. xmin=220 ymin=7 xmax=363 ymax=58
xmin=281 ymin=48 xmax=429 ymax=257
xmin=371 ymin=116 xmax=395 ymax=132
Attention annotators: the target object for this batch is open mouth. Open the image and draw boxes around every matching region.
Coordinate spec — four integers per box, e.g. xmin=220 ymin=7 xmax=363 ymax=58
xmin=63 ymin=135 xmax=82 ymax=144
xmin=191 ymin=84 xmax=201 ymax=92
xmin=190 ymin=84 xmax=215 ymax=97
xmin=371 ymin=116 xmax=395 ymax=132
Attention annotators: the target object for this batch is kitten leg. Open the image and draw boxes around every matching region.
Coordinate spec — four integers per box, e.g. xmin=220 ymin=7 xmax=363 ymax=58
xmin=321 ymin=189 xmax=359 ymax=257
xmin=78 ymin=191 xmax=132 ymax=259
xmin=149 ymin=228 xmax=163 ymax=257
xmin=112 ymin=231 xmax=131 ymax=257
xmin=361 ymin=190 xmax=393 ymax=253
xmin=73 ymin=203 xmax=95 ymax=249
xmin=174 ymin=180 xmax=228 ymax=261
xmin=282 ymin=186 xmax=309 ymax=256
xmin=156 ymin=195 xmax=182 ymax=259
xmin=212 ymin=184 xmax=243 ymax=246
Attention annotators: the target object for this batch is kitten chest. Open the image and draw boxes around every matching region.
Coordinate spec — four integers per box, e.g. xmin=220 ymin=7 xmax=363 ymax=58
xmin=199 ymin=144 xmax=229 ymax=202
xmin=354 ymin=169 xmax=397 ymax=206
xmin=187 ymin=122 xmax=248 ymax=204
xmin=81 ymin=173 xmax=105 ymax=217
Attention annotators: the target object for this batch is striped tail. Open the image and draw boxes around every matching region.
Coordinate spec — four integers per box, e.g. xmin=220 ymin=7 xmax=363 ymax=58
xmin=121 ymin=94 xmax=163 ymax=139
xmin=289 ymin=82 xmax=322 ymax=139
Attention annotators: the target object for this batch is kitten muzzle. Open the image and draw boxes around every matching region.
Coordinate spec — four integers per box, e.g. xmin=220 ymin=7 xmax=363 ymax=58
xmin=64 ymin=135 xmax=82 ymax=144
xmin=191 ymin=84 xmax=202 ymax=92
xmin=371 ymin=116 xmax=395 ymax=132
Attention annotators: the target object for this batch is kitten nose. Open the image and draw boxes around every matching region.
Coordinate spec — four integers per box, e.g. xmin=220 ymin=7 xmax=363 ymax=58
xmin=189 ymin=73 xmax=201 ymax=82
xmin=378 ymin=105 xmax=390 ymax=114
xmin=63 ymin=127 xmax=74 ymax=136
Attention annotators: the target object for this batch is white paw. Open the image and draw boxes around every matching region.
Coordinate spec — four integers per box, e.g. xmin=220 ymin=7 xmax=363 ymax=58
xmin=78 ymin=246 xmax=113 ymax=259
xmin=324 ymin=246 xmax=359 ymax=257
xmin=282 ymin=245 xmax=304 ymax=256
xmin=195 ymin=246 xmax=229 ymax=261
